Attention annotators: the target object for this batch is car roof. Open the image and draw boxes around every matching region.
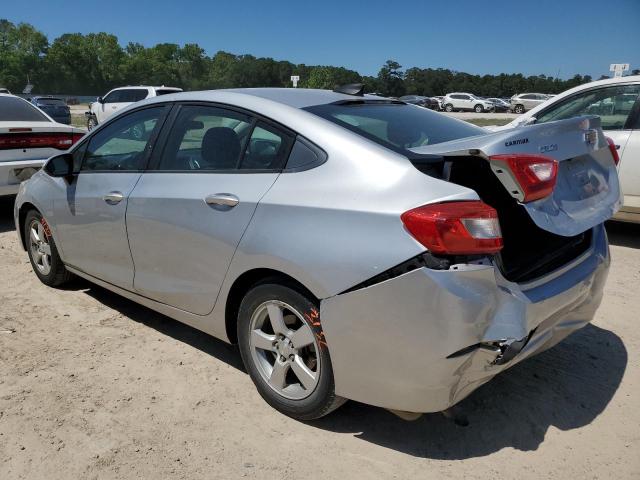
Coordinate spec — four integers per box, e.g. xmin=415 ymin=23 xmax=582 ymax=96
xmin=211 ymin=88 xmax=392 ymax=108
xmin=111 ymin=85 xmax=182 ymax=90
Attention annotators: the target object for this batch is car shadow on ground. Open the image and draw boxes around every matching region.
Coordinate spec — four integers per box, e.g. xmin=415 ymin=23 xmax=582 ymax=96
xmin=0 ymin=195 xmax=16 ymax=233
xmin=606 ymin=220 xmax=640 ymax=249
xmin=309 ymin=323 xmax=626 ymax=458
xmin=75 ymin=280 xmax=246 ymax=372
xmin=79 ymin=279 xmax=626 ymax=460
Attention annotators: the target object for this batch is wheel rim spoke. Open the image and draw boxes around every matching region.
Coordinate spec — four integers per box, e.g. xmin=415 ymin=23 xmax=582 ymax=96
xmin=291 ymin=356 xmax=317 ymax=390
xmin=290 ymin=325 xmax=315 ymax=349
xmin=251 ymin=329 xmax=276 ymax=352
xmin=268 ymin=361 xmax=289 ymax=390
xmin=30 ymin=226 xmax=40 ymax=244
xmin=41 ymin=244 xmax=51 ymax=256
xmin=266 ymin=303 xmax=288 ymax=335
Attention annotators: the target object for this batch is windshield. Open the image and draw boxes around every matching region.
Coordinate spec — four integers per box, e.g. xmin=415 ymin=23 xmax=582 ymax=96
xmin=304 ymin=102 xmax=484 ymax=154
xmin=0 ymin=96 xmax=49 ymax=122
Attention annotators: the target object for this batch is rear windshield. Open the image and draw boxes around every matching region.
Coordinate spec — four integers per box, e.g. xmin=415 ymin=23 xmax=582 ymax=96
xmin=0 ymin=96 xmax=49 ymax=122
xmin=36 ymin=98 xmax=66 ymax=106
xmin=304 ymin=102 xmax=484 ymax=154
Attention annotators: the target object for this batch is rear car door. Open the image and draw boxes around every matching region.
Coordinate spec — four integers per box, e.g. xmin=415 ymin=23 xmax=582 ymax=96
xmin=126 ymin=104 xmax=293 ymax=315
xmin=52 ymin=105 xmax=170 ymax=289
xmin=534 ymin=83 xmax=640 ymax=215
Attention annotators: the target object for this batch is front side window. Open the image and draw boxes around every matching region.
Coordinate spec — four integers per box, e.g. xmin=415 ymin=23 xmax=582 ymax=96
xmin=157 ymin=105 xmax=252 ymax=171
xmin=0 ymin=96 xmax=49 ymax=122
xmin=102 ymin=90 xmax=122 ymax=103
xmin=305 ymin=102 xmax=484 ymax=154
xmin=535 ymin=85 xmax=640 ymax=130
xmin=81 ymin=106 xmax=167 ymax=171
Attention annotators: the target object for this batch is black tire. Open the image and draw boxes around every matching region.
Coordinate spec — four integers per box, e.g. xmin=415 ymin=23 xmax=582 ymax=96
xmin=24 ymin=210 xmax=73 ymax=287
xmin=237 ymin=283 xmax=345 ymax=420
xmin=474 ymin=104 xmax=484 ymax=113
xmin=514 ymin=104 xmax=525 ymax=114
xmin=87 ymin=116 xmax=97 ymax=131
xmin=445 ymin=103 xmax=454 ymax=112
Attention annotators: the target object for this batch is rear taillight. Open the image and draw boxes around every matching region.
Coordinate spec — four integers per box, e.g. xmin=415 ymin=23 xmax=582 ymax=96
xmin=0 ymin=132 xmax=83 ymax=151
xmin=490 ymin=153 xmax=557 ymax=202
xmin=401 ymin=201 xmax=503 ymax=255
xmin=606 ymin=137 xmax=620 ymax=166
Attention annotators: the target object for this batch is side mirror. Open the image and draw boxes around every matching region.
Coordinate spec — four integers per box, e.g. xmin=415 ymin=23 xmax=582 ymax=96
xmin=44 ymin=153 xmax=74 ymax=178
xmin=97 ymin=96 xmax=104 ymax=104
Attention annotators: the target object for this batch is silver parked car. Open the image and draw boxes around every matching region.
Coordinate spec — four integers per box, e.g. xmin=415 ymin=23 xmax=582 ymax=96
xmin=14 ymin=87 xmax=620 ymax=420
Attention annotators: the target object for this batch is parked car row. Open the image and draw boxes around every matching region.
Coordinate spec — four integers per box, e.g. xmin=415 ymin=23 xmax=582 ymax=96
xmin=397 ymin=91 xmax=555 ymax=113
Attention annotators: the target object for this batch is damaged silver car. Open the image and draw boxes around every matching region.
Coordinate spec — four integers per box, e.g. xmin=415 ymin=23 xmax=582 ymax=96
xmin=14 ymin=85 xmax=620 ymax=420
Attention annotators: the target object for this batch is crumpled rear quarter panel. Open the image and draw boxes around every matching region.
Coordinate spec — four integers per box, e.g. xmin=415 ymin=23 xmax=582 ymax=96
xmin=320 ymin=225 xmax=609 ymax=413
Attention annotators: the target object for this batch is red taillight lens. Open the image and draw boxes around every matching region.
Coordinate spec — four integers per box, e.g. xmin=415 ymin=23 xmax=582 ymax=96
xmin=401 ymin=201 xmax=503 ymax=255
xmin=0 ymin=132 xmax=83 ymax=151
xmin=490 ymin=153 xmax=558 ymax=202
xmin=606 ymin=137 xmax=620 ymax=166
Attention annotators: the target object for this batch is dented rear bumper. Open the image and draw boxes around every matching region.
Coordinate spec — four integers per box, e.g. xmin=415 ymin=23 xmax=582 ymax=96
xmin=320 ymin=224 xmax=609 ymax=413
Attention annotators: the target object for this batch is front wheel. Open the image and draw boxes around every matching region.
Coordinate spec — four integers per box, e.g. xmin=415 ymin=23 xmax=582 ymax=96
xmin=87 ymin=116 xmax=97 ymax=131
xmin=237 ymin=283 xmax=345 ymax=420
xmin=25 ymin=210 xmax=72 ymax=287
xmin=474 ymin=104 xmax=484 ymax=113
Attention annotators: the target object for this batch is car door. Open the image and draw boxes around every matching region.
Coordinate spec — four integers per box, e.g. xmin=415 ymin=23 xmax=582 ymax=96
xmin=52 ymin=105 xmax=170 ymax=289
xmin=534 ymin=83 xmax=640 ymax=213
xmin=126 ymin=104 xmax=293 ymax=315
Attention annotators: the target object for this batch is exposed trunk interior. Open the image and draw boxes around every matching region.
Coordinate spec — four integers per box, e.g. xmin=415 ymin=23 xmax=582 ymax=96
xmin=444 ymin=157 xmax=592 ymax=283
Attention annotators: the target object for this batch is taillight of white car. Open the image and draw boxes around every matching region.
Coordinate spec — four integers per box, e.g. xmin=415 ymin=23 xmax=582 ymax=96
xmin=0 ymin=130 xmax=84 ymax=151
xmin=401 ymin=201 xmax=503 ymax=255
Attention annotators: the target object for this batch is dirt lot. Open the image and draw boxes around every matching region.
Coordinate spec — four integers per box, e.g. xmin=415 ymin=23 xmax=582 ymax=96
xmin=1 ymin=195 xmax=639 ymax=480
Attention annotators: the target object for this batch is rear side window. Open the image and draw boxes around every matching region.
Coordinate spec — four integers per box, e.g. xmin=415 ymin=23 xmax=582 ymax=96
xmin=155 ymin=89 xmax=180 ymax=96
xmin=305 ymin=102 xmax=484 ymax=154
xmin=241 ymin=122 xmax=293 ymax=170
xmin=157 ymin=105 xmax=252 ymax=171
xmin=0 ymin=96 xmax=49 ymax=122
xmin=120 ymin=89 xmax=149 ymax=102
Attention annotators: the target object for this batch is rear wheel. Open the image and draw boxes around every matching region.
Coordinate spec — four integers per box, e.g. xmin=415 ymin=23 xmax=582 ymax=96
xmin=25 ymin=210 xmax=72 ymax=287
xmin=87 ymin=116 xmax=97 ymax=131
xmin=514 ymin=104 xmax=525 ymax=114
xmin=474 ymin=104 xmax=484 ymax=113
xmin=237 ymin=283 xmax=345 ymax=420
xmin=445 ymin=103 xmax=454 ymax=112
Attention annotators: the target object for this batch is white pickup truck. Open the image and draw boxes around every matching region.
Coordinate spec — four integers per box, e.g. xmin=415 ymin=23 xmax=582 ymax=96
xmin=86 ymin=85 xmax=181 ymax=130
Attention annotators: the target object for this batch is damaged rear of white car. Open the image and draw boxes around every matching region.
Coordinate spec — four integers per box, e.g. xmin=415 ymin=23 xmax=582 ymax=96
xmin=313 ymin=112 xmax=619 ymax=416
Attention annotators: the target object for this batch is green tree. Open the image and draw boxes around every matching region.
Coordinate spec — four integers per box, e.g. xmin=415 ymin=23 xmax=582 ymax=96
xmin=0 ymin=19 xmax=48 ymax=91
xmin=377 ymin=60 xmax=405 ymax=97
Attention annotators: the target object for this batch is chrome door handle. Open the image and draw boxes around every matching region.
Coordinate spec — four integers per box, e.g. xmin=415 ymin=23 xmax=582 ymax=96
xmin=103 ymin=191 xmax=124 ymax=205
xmin=205 ymin=193 xmax=239 ymax=209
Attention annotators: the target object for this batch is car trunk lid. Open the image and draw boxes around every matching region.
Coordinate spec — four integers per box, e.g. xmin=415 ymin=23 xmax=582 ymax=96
xmin=409 ymin=115 xmax=621 ymax=237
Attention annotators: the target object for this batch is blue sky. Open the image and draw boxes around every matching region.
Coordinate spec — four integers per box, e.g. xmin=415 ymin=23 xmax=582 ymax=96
xmin=3 ymin=0 xmax=639 ymax=79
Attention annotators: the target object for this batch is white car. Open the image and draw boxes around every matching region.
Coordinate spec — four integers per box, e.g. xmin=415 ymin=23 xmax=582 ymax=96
xmin=0 ymin=94 xmax=84 ymax=196
xmin=497 ymin=75 xmax=640 ymax=223
xmin=86 ymin=85 xmax=181 ymax=130
xmin=509 ymin=93 xmax=550 ymax=113
xmin=442 ymin=93 xmax=495 ymax=113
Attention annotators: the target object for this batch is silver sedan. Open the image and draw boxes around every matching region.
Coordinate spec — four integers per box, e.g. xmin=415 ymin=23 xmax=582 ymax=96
xmin=14 ymin=87 xmax=621 ymax=419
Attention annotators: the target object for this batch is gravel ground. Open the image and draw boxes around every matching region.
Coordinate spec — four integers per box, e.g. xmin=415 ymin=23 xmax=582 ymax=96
xmin=0 ymin=195 xmax=639 ymax=480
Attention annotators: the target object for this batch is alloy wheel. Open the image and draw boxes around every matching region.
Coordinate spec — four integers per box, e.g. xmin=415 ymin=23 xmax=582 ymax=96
xmin=249 ymin=300 xmax=321 ymax=400
xmin=29 ymin=219 xmax=52 ymax=275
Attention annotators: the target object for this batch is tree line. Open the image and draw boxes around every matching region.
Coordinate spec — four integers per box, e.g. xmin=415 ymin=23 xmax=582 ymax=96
xmin=0 ymin=19 xmax=614 ymax=98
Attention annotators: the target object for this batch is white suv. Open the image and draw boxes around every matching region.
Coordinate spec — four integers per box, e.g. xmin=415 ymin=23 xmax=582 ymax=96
xmin=442 ymin=93 xmax=495 ymax=113
xmin=86 ymin=86 xmax=181 ymax=130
